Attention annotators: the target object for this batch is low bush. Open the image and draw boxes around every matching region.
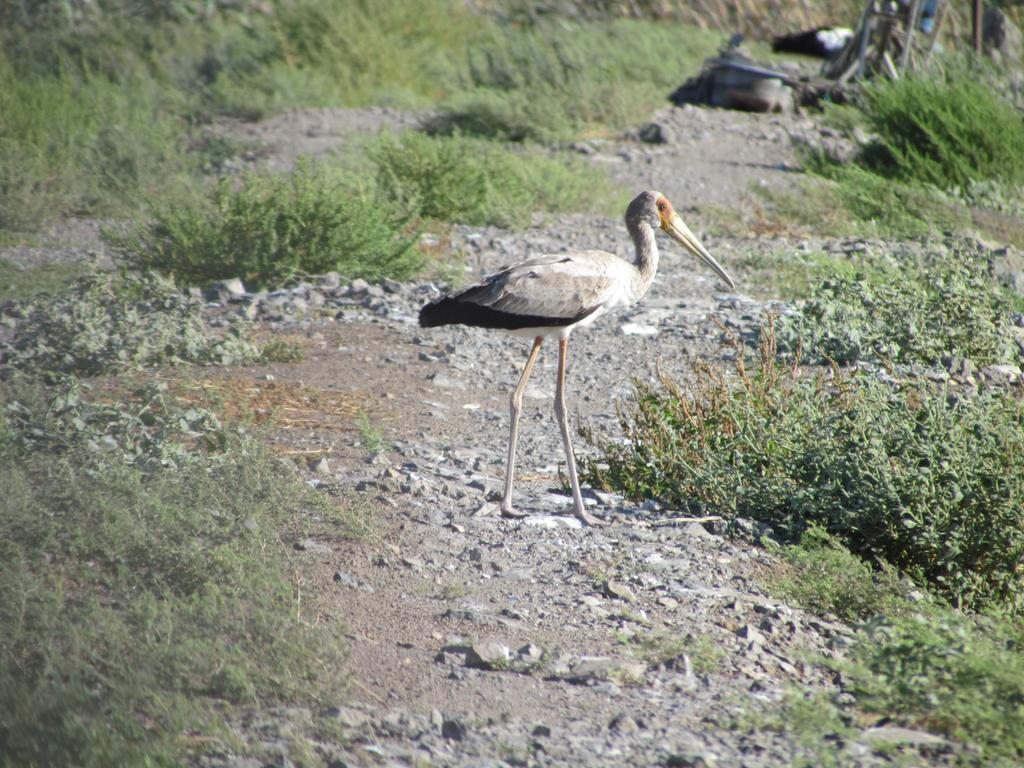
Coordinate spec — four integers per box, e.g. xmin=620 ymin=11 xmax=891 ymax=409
xmin=371 ymin=132 xmax=611 ymax=227
xmin=776 ymin=244 xmax=1023 ymax=368
xmin=0 ymin=378 xmax=354 ymax=765
xmin=112 ymin=163 xmax=422 ymax=288
xmin=1 ymin=267 xmax=259 ymax=378
xmin=583 ymin=326 xmax=1024 ymax=613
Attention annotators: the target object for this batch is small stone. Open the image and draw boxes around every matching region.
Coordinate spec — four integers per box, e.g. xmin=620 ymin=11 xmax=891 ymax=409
xmin=472 ymin=501 xmax=497 ymax=517
xmin=657 ymin=596 xmax=679 ymax=609
xmin=667 ymin=753 xmax=716 ymax=768
xmin=441 ymin=718 xmax=468 ymax=741
xmin=981 ymin=363 xmax=1022 ymax=383
xmin=858 ymin=726 xmax=949 ymax=748
xmin=638 ymin=121 xmax=675 ymax=144
xmin=609 ymin=714 xmax=640 ymax=733
xmin=736 ymin=623 xmax=764 ymax=644
xmin=620 ymin=322 xmax=659 ymax=337
xmin=565 ymin=656 xmax=646 ymax=684
xmin=333 ymin=571 xmax=374 ymax=593
xmin=682 ymin=522 xmax=713 ymax=539
xmin=465 ymin=641 xmax=511 ymax=669
xmin=603 ymin=580 xmax=638 ymax=603
xmin=532 ymin=724 xmax=552 ymax=737
xmin=317 ymin=272 xmax=341 ymax=289
xmin=310 ymin=457 xmax=331 ymax=474
xmin=320 ymin=705 xmax=370 ymax=728
xmin=517 ymin=643 xmax=545 ymax=665
xmin=210 ymin=277 xmax=246 ymax=299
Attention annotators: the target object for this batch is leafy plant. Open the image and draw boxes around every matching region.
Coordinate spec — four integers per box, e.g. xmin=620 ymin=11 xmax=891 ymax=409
xmin=1 ymin=267 xmax=259 ymax=378
xmin=3 ymin=377 xmax=228 ymax=469
xmin=583 ymin=323 xmax=1024 ymax=612
xmin=777 ymin=244 xmax=1023 ymax=368
xmin=111 ymin=162 xmax=422 ymax=288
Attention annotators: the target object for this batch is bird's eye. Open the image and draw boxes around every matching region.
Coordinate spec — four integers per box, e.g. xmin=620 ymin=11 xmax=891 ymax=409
xmin=657 ymin=201 xmax=666 ymax=211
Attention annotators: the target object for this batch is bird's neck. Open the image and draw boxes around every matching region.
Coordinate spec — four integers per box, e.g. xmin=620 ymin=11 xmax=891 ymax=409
xmin=629 ymin=220 xmax=659 ymax=291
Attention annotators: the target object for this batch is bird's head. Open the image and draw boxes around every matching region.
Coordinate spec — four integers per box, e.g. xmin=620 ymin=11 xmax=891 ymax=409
xmin=628 ymin=190 xmax=736 ymax=291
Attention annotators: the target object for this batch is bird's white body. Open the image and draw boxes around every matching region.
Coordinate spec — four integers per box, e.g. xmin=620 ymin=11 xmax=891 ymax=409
xmin=418 ymin=191 xmax=735 ymax=525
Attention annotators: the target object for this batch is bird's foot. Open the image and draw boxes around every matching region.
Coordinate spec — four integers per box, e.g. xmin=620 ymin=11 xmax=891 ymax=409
xmin=575 ymin=507 xmax=609 ymax=527
xmin=500 ymin=503 xmax=528 ymax=519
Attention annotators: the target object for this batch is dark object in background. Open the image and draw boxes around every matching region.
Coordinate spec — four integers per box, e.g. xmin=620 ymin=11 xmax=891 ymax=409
xmin=772 ymin=26 xmax=853 ymax=59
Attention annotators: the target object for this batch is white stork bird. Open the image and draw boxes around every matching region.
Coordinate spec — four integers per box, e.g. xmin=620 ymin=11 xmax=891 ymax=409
xmin=419 ymin=191 xmax=736 ymax=525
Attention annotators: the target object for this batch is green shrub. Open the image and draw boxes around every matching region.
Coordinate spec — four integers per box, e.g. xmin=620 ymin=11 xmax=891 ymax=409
xmin=583 ymin=328 xmax=1024 ymax=612
xmin=2 ymin=268 xmax=259 ymax=378
xmin=371 ymin=132 xmax=611 ymax=227
xmin=112 ymin=163 xmax=422 ymax=288
xmin=858 ymin=75 xmax=1024 ymax=191
xmin=803 ymin=74 xmax=1024 ymax=239
xmin=0 ymin=379 xmax=353 ymax=765
xmin=777 ymin=245 xmax=1022 ymax=367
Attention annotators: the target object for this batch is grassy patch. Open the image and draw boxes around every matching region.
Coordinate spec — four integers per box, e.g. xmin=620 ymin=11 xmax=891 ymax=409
xmin=583 ymin=325 xmax=1024 ymax=613
xmin=620 ymin=631 xmax=723 ymax=674
xmin=425 ymin=18 xmax=720 ymax=141
xmin=0 ymin=377 xmax=355 ymax=765
xmin=2 ymin=267 xmax=259 ymax=378
xmin=111 ymin=162 xmax=422 ymax=288
xmin=371 ymin=132 xmax=614 ymax=228
xmin=759 ymin=609 xmax=1024 ymax=767
xmin=839 ymin=612 xmax=1024 ymax=763
xmin=0 ymin=64 xmax=196 ymax=232
xmin=775 ymin=527 xmax=913 ymax=623
xmin=799 ymin=158 xmax=971 ymax=239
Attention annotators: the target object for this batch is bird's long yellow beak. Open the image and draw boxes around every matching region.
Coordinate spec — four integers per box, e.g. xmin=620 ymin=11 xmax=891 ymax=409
xmin=662 ymin=213 xmax=736 ymax=291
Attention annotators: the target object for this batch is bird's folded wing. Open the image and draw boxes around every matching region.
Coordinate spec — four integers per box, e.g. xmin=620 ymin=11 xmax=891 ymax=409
xmin=467 ymin=252 xmax=632 ymax=321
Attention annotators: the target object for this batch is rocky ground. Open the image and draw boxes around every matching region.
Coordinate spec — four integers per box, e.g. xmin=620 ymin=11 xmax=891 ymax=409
xmin=2 ymin=103 xmax=961 ymax=767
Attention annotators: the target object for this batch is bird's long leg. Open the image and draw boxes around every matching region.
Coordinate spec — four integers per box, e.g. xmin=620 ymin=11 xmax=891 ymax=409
xmin=501 ymin=336 xmax=544 ymax=517
xmin=554 ymin=337 xmax=606 ymax=526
